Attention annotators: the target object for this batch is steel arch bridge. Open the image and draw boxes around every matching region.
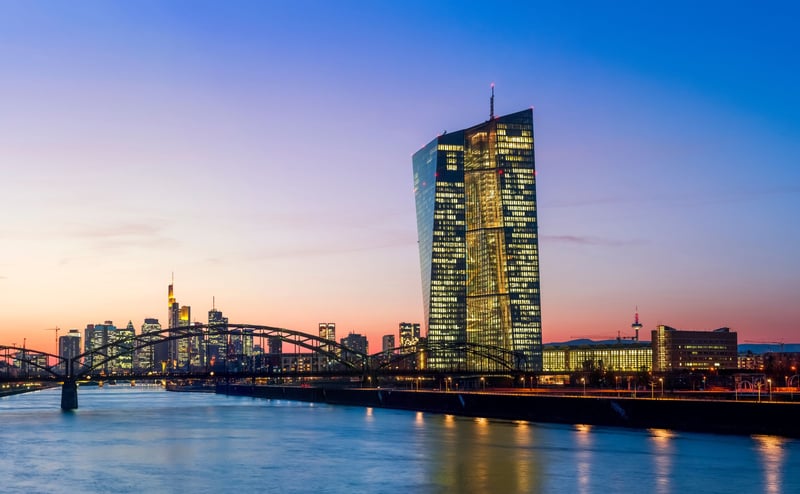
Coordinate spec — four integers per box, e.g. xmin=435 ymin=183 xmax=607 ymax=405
xmin=0 ymin=323 xmax=535 ymax=409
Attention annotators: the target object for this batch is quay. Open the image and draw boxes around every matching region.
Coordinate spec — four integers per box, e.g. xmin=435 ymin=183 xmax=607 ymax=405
xmin=219 ymin=384 xmax=800 ymax=438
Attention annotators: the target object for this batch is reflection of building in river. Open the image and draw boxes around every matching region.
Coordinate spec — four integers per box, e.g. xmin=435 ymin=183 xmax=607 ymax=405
xmin=426 ymin=414 xmax=543 ymax=493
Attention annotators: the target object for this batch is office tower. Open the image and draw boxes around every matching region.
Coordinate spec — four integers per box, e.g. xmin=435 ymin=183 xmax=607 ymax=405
xmin=207 ymin=306 xmax=229 ymax=368
xmin=166 ymin=277 xmax=194 ymax=369
xmin=168 ymin=279 xmax=179 ymax=328
xmin=85 ymin=321 xmax=116 ymax=374
xmin=340 ymin=332 xmax=368 ymax=363
xmin=412 ymin=105 xmax=542 ymax=371
xmin=268 ymin=336 xmax=282 ymax=355
xmin=110 ymin=320 xmax=135 ymax=373
xmin=398 ymin=322 xmax=421 ymax=353
xmin=319 ymin=323 xmax=336 ymax=356
xmin=58 ymin=329 xmax=82 ymax=374
xmin=137 ymin=318 xmax=161 ymax=372
xmin=652 ymin=325 xmax=738 ymax=372
xmin=382 ymin=335 xmax=395 ymax=355
xmin=175 ymin=304 xmax=193 ymax=367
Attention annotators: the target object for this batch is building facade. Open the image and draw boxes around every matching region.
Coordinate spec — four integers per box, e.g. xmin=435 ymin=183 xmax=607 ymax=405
xmin=382 ymin=335 xmax=395 ymax=355
xmin=413 ymin=108 xmax=542 ymax=371
xmin=58 ymin=329 xmax=82 ymax=374
xmin=319 ymin=323 xmax=336 ymax=356
xmin=398 ymin=322 xmax=420 ymax=353
xmin=652 ymin=325 xmax=738 ymax=372
xmin=340 ymin=332 xmax=368 ymax=363
xmin=543 ymin=343 xmax=653 ymax=373
xmin=207 ymin=307 xmax=229 ymax=369
xmin=137 ymin=318 xmax=162 ymax=372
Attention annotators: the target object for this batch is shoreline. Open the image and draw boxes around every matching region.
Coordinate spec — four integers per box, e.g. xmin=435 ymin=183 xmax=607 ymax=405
xmin=217 ymin=384 xmax=800 ymax=438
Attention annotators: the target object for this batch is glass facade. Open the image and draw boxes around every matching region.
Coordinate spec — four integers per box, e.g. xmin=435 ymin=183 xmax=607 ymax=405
xmin=543 ymin=344 xmax=653 ymax=372
xmin=413 ymin=109 xmax=542 ymax=371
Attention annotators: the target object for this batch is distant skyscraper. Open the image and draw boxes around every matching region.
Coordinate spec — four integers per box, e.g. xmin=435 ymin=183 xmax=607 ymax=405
xmin=166 ymin=277 xmax=194 ymax=369
xmin=111 ymin=320 xmax=135 ymax=373
xmin=340 ymin=332 xmax=368 ymax=363
xmin=208 ymin=306 xmax=229 ymax=368
xmin=398 ymin=322 xmax=421 ymax=353
xmin=319 ymin=323 xmax=336 ymax=356
xmin=268 ymin=336 xmax=282 ymax=355
xmin=58 ymin=329 xmax=81 ymax=374
xmin=382 ymin=335 xmax=395 ymax=355
xmin=412 ymin=105 xmax=542 ymax=371
xmin=85 ymin=321 xmax=116 ymax=374
xmin=138 ymin=318 xmax=162 ymax=371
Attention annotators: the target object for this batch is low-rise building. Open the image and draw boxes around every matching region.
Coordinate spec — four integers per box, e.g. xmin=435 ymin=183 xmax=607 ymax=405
xmin=652 ymin=325 xmax=737 ymax=372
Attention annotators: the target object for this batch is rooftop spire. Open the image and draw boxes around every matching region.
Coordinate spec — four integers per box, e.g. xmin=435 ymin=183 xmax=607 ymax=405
xmin=490 ymin=83 xmax=495 ymax=120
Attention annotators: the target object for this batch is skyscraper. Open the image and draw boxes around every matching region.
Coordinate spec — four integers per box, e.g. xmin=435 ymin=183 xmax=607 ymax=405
xmin=110 ymin=320 xmax=135 ymax=373
xmin=412 ymin=105 xmax=542 ymax=371
xmin=398 ymin=322 xmax=421 ymax=353
xmin=137 ymin=318 xmax=162 ymax=372
xmin=318 ymin=323 xmax=336 ymax=355
xmin=58 ymin=329 xmax=81 ymax=374
xmin=207 ymin=306 xmax=229 ymax=369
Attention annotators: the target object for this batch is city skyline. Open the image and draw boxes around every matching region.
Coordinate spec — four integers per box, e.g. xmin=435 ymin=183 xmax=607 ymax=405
xmin=2 ymin=2 xmax=799 ymax=351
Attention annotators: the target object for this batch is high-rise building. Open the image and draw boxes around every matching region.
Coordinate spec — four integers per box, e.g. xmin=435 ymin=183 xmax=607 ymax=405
xmin=412 ymin=104 xmax=542 ymax=371
xmin=382 ymin=335 xmax=395 ymax=355
xmin=207 ymin=306 xmax=229 ymax=368
xmin=58 ymin=329 xmax=82 ymax=374
xmin=398 ymin=322 xmax=421 ymax=353
xmin=268 ymin=336 xmax=282 ymax=355
xmin=137 ymin=318 xmax=162 ymax=372
xmin=166 ymin=277 xmax=194 ymax=369
xmin=318 ymin=323 xmax=336 ymax=354
xmin=340 ymin=332 xmax=368 ymax=363
xmin=110 ymin=320 xmax=135 ymax=373
xmin=85 ymin=321 xmax=116 ymax=374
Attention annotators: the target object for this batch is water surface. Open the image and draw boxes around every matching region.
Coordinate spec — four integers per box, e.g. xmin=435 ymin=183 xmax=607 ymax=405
xmin=0 ymin=387 xmax=796 ymax=493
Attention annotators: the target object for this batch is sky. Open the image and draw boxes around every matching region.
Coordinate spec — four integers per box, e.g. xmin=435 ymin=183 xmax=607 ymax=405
xmin=1 ymin=1 xmax=799 ymax=353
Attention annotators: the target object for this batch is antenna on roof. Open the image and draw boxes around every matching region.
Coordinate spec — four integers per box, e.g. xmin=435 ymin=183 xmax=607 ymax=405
xmin=490 ymin=83 xmax=495 ymax=120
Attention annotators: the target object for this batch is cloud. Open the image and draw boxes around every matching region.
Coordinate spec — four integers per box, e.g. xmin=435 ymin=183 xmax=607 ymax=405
xmin=69 ymin=221 xmax=179 ymax=251
xmin=542 ymin=185 xmax=800 ymax=210
xmin=251 ymin=238 xmax=417 ymax=261
xmin=541 ymin=235 xmax=644 ymax=247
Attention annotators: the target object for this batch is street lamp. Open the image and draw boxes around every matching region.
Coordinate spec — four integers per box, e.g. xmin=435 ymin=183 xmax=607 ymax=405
xmin=447 ymin=377 xmax=452 ymax=392
xmin=581 ymin=377 xmax=586 ymax=397
xmin=480 ymin=376 xmax=485 ymax=391
xmin=659 ymin=377 xmax=664 ymax=398
xmin=767 ymin=378 xmax=772 ymax=401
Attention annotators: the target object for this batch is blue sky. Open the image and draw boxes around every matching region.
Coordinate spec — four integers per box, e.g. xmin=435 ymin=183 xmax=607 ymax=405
xmin=1 ymin=1 xmax=798 ymax=350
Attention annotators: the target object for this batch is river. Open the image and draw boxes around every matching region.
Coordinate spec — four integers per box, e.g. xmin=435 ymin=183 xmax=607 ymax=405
xmin=0 ymin=386 xmax=797 ymax=493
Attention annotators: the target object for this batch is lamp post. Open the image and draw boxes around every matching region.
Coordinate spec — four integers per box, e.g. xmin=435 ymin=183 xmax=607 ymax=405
xmin=581 ymin=377 xmax=586 ymax=397
xmin=767 ymin=378 xmax=772 ymax=401
xmin=659 ymin=377 xmax=664 ymax=398
xmin=480 ymin=376 xmax=485 ymax=391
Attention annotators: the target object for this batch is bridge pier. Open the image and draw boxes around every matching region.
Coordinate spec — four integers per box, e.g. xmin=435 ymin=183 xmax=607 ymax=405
xmin=61 ymin=379 xmax=78 ymax=410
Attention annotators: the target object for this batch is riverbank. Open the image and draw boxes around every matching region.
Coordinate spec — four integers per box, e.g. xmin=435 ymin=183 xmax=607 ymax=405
xmin=0 ymin=383 xmax=55 ymax=398
xmin=219 ymin=384 xmax=800 ymax=438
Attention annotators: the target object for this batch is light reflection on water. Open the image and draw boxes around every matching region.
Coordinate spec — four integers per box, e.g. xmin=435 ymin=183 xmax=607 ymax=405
xmin=0 ymin=387 xmax=798 ymax=493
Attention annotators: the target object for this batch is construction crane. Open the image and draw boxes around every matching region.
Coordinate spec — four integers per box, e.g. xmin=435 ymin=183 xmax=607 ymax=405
xmin=43 ymin=327 xmax=61 ymax=354
xmin=744 ymin=340 xmax=785 ymax=352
